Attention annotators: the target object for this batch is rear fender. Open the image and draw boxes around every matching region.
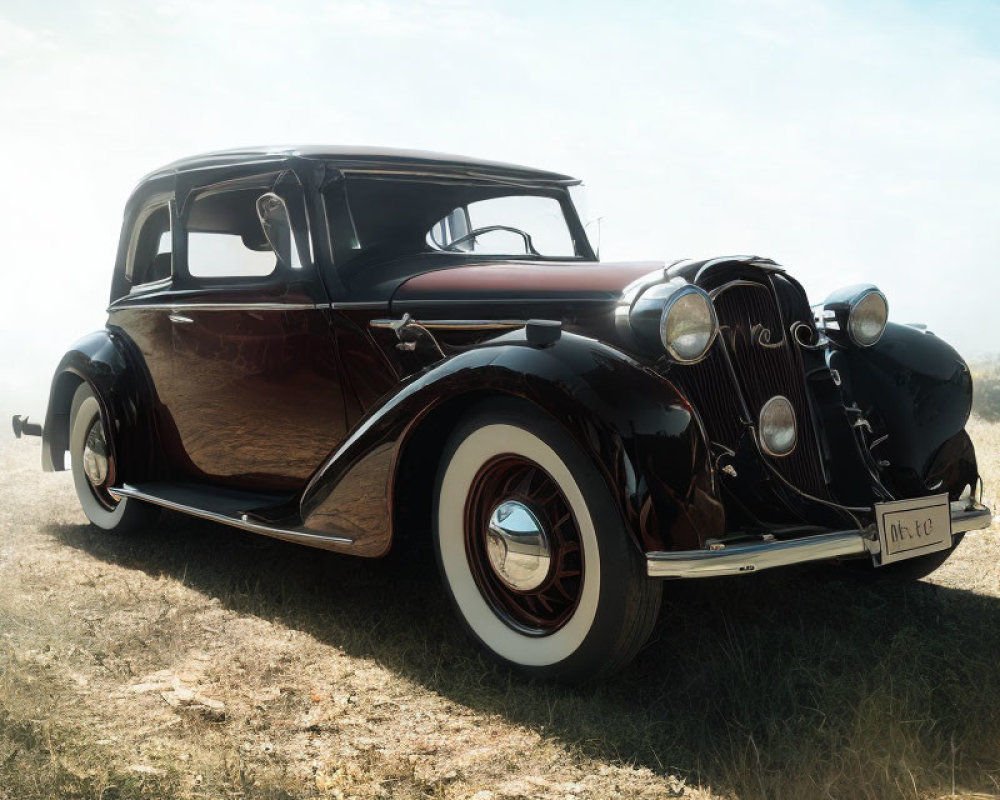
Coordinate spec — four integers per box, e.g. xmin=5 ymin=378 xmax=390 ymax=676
xmin=42 ymin=330 xmax=157 ymax=480
xmin=299 ymin=329 xmax=721 ymax=557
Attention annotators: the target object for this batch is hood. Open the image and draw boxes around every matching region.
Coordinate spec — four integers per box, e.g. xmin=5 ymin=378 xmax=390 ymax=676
xmin=390 ymin=260 xmax=663 ymax=318
xmin=385 ymin=255 xmax=782 ymax=355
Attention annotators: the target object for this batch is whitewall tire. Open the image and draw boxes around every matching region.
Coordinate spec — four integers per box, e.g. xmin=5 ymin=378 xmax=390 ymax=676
xmin=69 ymin=383 xmax=160 ymax=533
xmin=433 ymin=398 xmax=661 ymax=682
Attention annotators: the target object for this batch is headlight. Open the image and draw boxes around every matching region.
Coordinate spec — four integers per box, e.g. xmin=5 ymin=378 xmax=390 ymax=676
xmin=659 ymin=285 xmax=718 ymax=363
xmin=817 ymin=284 xmax=888 ymax=349
xmin=847 ymin=288 xmax=888 ymax=347
xmin=759 ymin=395 xmax=797 ymax=457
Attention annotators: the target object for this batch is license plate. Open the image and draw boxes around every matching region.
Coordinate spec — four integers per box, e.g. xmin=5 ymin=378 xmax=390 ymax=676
xmin=874 ymin=493 xmax=952 ymax=566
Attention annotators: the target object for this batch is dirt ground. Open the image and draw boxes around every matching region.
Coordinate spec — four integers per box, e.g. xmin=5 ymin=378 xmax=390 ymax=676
xmin=1 ymin=420 xmax=999 ymax=800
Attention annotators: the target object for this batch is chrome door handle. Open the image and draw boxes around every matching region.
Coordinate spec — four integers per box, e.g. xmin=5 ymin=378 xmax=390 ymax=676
xmin=168 ymin=313 xmax=194 ymax=324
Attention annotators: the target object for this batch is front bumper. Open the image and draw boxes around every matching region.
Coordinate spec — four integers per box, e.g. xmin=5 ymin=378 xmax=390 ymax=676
xmin=646 ymin=499 xmax=993 ymax=579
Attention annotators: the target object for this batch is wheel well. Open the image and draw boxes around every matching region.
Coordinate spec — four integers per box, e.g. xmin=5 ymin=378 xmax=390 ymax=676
xmin=43 ymin=371 xmax=84 ymax=472
xmin=391 ymin=391 xmax=508 ymax=554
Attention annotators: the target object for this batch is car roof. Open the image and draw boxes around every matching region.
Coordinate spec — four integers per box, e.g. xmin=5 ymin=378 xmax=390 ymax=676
xmin=141 ymin=145 xmax=578 ymax=185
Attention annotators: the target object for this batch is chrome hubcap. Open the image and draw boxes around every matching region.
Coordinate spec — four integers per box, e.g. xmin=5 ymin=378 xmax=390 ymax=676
xmin=82 ymin=421 xmax=109 ymax=487
xmin=486 ymin=500 xmax=551 ymax=592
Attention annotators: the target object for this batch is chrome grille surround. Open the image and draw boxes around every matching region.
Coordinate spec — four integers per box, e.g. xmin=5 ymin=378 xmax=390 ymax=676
xmin=675 ymin=276 xmax=829 ymax=500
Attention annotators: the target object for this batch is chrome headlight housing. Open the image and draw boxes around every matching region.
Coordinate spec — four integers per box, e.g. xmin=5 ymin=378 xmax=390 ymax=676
xmin=816 ymin=284 xmax=888 ymax=348
xmin=624 ymin=276 xmax=719 ymax=362
xmin=847 ymin=288 xmax=888 ymax=347
xmin=658 ymin=283 xmax=718 ymax=363
xmin=758 ymin=395 xmax=797 ymax=457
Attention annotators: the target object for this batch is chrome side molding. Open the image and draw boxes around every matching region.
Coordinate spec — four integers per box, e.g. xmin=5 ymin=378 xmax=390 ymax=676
xmin=108 ymin=301 xmax=319 ymax=313
xmin=646 ymin=500 xmax=992 ymax=579
xmin=371 ymin=317 xmax=527 ymax=331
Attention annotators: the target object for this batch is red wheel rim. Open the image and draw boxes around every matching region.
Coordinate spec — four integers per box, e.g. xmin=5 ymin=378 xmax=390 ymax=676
xmin=464 ymin=454 xmax=584 ymax=635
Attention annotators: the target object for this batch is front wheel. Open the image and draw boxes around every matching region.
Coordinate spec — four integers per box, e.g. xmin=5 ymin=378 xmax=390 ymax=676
xmin=69 ymin=383 xmax=160 ymax=533
xmin=433 ymin=399 xmax=661 ymax=682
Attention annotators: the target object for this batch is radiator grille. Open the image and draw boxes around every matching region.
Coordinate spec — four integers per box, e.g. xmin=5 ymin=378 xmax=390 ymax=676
xmin=677 ymin=280 xmax=829 ymax=499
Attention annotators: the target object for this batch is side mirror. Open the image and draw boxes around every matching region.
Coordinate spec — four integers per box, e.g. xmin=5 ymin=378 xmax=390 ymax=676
xmin=255 ymin=192 xmax=302 ymax=269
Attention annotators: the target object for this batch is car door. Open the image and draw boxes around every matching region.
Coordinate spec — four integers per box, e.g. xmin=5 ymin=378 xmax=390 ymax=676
xmin=157 ymin=174 xmax=346 ymax=491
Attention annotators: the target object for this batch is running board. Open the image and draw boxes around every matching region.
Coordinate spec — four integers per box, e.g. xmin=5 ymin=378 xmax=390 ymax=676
xmin=109 ymin=482 xmax=354 ymax=550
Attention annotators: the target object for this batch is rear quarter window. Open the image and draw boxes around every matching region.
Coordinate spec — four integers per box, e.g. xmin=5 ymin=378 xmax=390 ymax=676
xmin=128 ymin=204 xmax=172 ymax=287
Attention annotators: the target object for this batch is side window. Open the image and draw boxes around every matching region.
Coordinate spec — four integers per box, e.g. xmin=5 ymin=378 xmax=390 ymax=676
xmin=186 ymin=187 xmax=279 ymax=279
xmin=129 ymin=204 xmax=172 ymax=287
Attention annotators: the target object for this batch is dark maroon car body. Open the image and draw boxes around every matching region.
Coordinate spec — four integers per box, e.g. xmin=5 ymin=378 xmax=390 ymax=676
xmin=13 ymin=146 xmax=991 ymax=679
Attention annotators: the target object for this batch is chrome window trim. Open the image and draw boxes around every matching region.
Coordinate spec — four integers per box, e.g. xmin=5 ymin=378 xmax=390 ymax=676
xmin=339 ymin=167 xmax=580 ymax=188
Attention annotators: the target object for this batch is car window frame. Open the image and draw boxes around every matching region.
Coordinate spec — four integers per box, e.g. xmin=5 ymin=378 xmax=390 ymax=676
xmin=125 ymin=194 xmax=175 ymax=295
xmin=174 ymin=171 xmax=315 ymax=292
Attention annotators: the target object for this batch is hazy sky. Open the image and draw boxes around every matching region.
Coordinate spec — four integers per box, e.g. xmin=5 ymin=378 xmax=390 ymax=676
xmin=2 ymin=0 xmax=999 ymax=420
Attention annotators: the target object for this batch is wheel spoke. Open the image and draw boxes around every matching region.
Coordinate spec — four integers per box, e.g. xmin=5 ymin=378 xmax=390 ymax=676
xmin=465 ymin=454 xmax=584 ymax=635
xmin=501 ymin=463 xmax=533 ymax=497
xmin=529 ymin=479 xmax=560 ymax=508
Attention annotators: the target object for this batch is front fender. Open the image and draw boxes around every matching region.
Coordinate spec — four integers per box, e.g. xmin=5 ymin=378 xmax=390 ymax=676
xmin=42 ymin=329 xmax=157 ymax=480
xmin=299 ymin=330 xmax=722 ymax=557
xmin=828 ymin=322 xmax=976 ymax=498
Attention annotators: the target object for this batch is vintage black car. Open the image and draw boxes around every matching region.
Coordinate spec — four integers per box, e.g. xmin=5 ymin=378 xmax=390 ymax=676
xmin=12 ymin=146 xmax=991 ymax=681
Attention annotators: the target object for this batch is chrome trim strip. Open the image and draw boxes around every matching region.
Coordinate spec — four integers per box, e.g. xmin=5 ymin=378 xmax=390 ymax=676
xmin=646 ymin=500 xmax=992 ymax=579
xmin=108 ymin=302 xmax=318 ymax=313
xmin=371 ymin=318 xmax=526 ymax=331
xmin=326 ymin=301 xmax=389 ymax=310
xmin=392 ymin=296 xmax=597 ymax=306
xmin=108 ymin=484 xmax=354 ymax=549
xmin=338 ymin=167 xmax=579 ymax=187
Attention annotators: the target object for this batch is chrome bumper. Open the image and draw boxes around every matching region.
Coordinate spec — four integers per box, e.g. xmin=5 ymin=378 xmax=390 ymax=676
xmin=646 ymin=500 xmax=993 ymax=579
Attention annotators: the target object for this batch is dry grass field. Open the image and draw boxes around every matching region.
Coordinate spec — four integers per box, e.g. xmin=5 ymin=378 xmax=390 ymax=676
xmin=1 ymin=420 xmax=999 ymax=800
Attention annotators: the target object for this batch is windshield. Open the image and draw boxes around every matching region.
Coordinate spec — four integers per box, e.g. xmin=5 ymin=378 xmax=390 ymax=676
xmin=326 ymin=177 xmax=587 ymax=265
xmin=427 ymin=194 xmax=575 ymax=257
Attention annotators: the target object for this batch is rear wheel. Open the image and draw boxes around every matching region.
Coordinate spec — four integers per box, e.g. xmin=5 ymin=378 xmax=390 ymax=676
xmin=69 ymin=383 xmax=160 ymax=533
xmin=433 ymin=399 xmax=661 ymax=682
